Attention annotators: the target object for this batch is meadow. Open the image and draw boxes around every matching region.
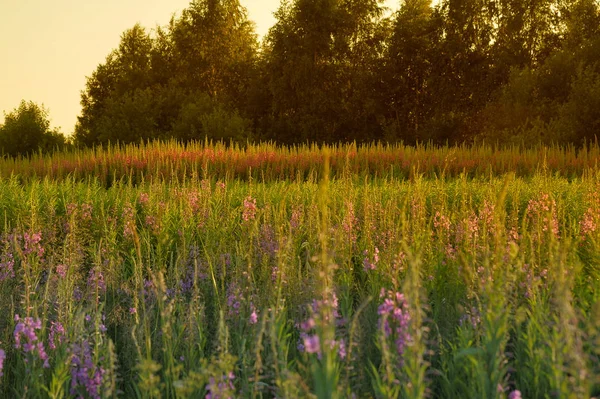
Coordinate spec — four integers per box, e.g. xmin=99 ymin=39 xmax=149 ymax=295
xmin=0 ymin=142 xmax=599 ymax=398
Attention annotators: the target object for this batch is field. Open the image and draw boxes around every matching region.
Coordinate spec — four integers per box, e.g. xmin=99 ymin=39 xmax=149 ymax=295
xmin=0 ymin=142 xmax=599 ymax=398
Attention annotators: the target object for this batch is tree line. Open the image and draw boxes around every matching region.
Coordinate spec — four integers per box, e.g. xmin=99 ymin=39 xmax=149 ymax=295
xmin=3 ymin=0 xmax=600 ymax=156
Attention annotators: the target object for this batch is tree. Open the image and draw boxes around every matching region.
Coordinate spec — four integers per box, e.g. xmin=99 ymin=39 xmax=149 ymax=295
xmin=381 ymin=0 xmax=439 ymax=142
xmin=75 ymin=1 xmax=257 ymax=146
xmin=262 ymin=0 xmax=387 ymax=143
xmin=167 ymin=0 xmax=258 ymax=107
xmin=0 ymin=101 xmax=65 ymax=157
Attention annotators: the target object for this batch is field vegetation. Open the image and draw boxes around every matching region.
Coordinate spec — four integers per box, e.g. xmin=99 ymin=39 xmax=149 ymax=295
xmin=0 ymin=142 xmax=598 ymax=398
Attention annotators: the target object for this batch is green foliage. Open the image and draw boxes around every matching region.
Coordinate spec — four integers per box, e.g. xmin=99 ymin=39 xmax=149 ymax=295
xmin=75 ymin=0 xmax=256 ymax=146
xmin=0 ymin=100 xmax=66 ymax=157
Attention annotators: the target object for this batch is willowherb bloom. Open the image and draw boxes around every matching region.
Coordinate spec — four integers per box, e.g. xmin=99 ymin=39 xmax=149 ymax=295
xmin=249 ymin=310 xmax=258 ymax=325
xmin=303 ymin=334 xmax=320 ymax=354
xmin=363 ymin=247 xmax=380 ymax=271
xmin=526 ymin=193 xmax=559 ymax=238
xmin=87 ymin=268 xmax=107 ymax=302
xmin=433 ymin=211 xmax=451 ymax=239
xmin=581 ymin=207 xmax=598 ymax=237
xmin=378 ymin=290 xmax=411 ymax=365
xmin=81 ymin=203 xmax=93 ymax=221
xmin=342 ymin=201 xmax=358 ymax=245
xmin=22 ymin=232 xmax=44 ymax=258
xmin=122 ymin=205 xmax=136 ymax=239
xmin=55 ymin=264 xmax=68 ymax=279
xmin=138 ymin=192 xmax=150 ymax=206
xmin=479 ymin=200 xmax=495 ymax=229
xmin=0 ymin=348 xmax=5 ymax=377
xmin=70 ymin=339 xmax=105 ymax=399
xmin=242 ymin=196 xmax=257 ymax=221
xmin=290 ymin=205 xmax=303 ymax=230
xmin=337 ymin=339 xmax=347 ymax=359
xmin=145 ymin=215 xmax=158 ymax=231
xmin=298 ymin=291 xmax=346 ymax=359
xmin=48 ymin=321 xmax=66 ymax=350
xmin=226 ymin=282 xmax=242 ymax=317
xmin=508 ymin=390 xmax=522 ymax=399
xmin=259 ymin=224 xmax=278 ymax=258
xmin=13 ymin=315 xmax=49 ymax=368
xmin=0 ymin=251 xmax=15 ymax=281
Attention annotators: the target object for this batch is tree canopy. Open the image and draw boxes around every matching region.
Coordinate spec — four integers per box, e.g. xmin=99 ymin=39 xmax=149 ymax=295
xmin=72 ymin=0 xmax=600 ymax=147
xmin=0 ymin=101 xmax=66 ymax=157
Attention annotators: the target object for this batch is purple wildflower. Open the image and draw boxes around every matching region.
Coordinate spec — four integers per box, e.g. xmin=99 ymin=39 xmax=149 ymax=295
xmin=70 ymin=339 xmax=105 ymax=399
xmin=22 ymin=232 xmax=44 ymax=257
xmin=378 ymin=291 xmax=411 ymax=366
xmin=303 ymin=335 xmax=320 ymax=354
xmin=0 ymin=251 xmax=15 ymax=281
xmin=338 ymin=339 xmax=347 ymax=359
xmin=48 ymin=321 xmax=66 ymax=350
xmin=249 ymin=310 xmax=258 ymax=325
xmin=363 ymin=248 xmax=379 ymax=271
xmin=226 ymin=282 xmax=242 ymax=317
xmin=56 ymin=264 xmax=68 ymax=279
xmin=13 ymin=315 xmax=49 ymax=368
xmin=0 ymin=348 xmax=5 ymax=377
xmin=508 ymin=390 xmax=522 ymax=399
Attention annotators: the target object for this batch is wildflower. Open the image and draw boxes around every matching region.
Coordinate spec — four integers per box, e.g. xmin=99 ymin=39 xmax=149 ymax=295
xmin=145 ymin=215 xmax=158 ymax=231
xmin=81 ymin=203 xmax=93 ymax=221
xmin=23 ymin=232 xmax=44 ymax=257
xmin=378 ymin=291 xmax=411 ymax=365
xmin=226 ymin=282 xmax=243 ymax=317
xmin=138 ymin=193 xmax=150 ymax=206
xmin=363 ymin=247 xmax=379 ymax=271
xmin=526 ymin=193 xmax=559 ymax=238
xmin=13 ymin=315 xmax=49 ymax=368
xmin=0 ymin=348 xmax=5 ymax=377
xmin=0 ymin=251 xmax=15 ymax=281
xmin=337 ymin=339 xmax=347 ymax=359
xmin=259 ymin=224 xmax=278 ymax=257
xmin=303 ymin=335 xmax=320 ymax=354
xmin=49 ymin=321 xmax=66 ymax=350
xmin=301 ymin=318 xmax=316 ymax=331
xmin=122 ymin=205 xmax=136 ymax=239
xmin=70 ymin=339 xmax=105 ymax=399
xmin=129 ymin=307 xmax=137 ymax=315
xmin=433 ymin=211 xmax=451 ymax=238
xmin=290 ymin=205 xmax=303 ymax=230
xmin=242 ymin=196 xmax=257 ymax=221
xmin=56 ymin=264 xmax=68 ymax=279
xmin=342 ymin=201 xmax=358 ymax=244
xmin=508 ymin=390 xmax=522 ymax=399
xmin=249 ymin=310 xmax=258 ymax=325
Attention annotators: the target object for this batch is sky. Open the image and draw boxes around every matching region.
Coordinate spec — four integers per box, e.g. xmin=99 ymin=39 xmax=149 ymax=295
xmin=0 ymin=0 xmax=396 ymax=135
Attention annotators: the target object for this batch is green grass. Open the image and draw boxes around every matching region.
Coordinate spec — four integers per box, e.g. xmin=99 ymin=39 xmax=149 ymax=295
xmin=0 ymin=144 xmax=598 ymax=398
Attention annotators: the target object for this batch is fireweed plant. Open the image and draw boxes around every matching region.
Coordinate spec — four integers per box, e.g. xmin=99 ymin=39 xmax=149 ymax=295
xmin=0 ymin=143 xmax=598 ymax=398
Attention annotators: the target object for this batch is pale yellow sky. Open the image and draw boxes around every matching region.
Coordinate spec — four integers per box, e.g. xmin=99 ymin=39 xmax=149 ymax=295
xmin=0 ymin=0 xmax=397 ymax=135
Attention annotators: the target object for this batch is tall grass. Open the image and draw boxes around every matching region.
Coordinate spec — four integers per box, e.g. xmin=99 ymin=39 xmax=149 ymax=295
xmin=0 ymin=144 xmax=598 ymax=398
xmin=2 ymin=140 xmax=600 ymax=183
